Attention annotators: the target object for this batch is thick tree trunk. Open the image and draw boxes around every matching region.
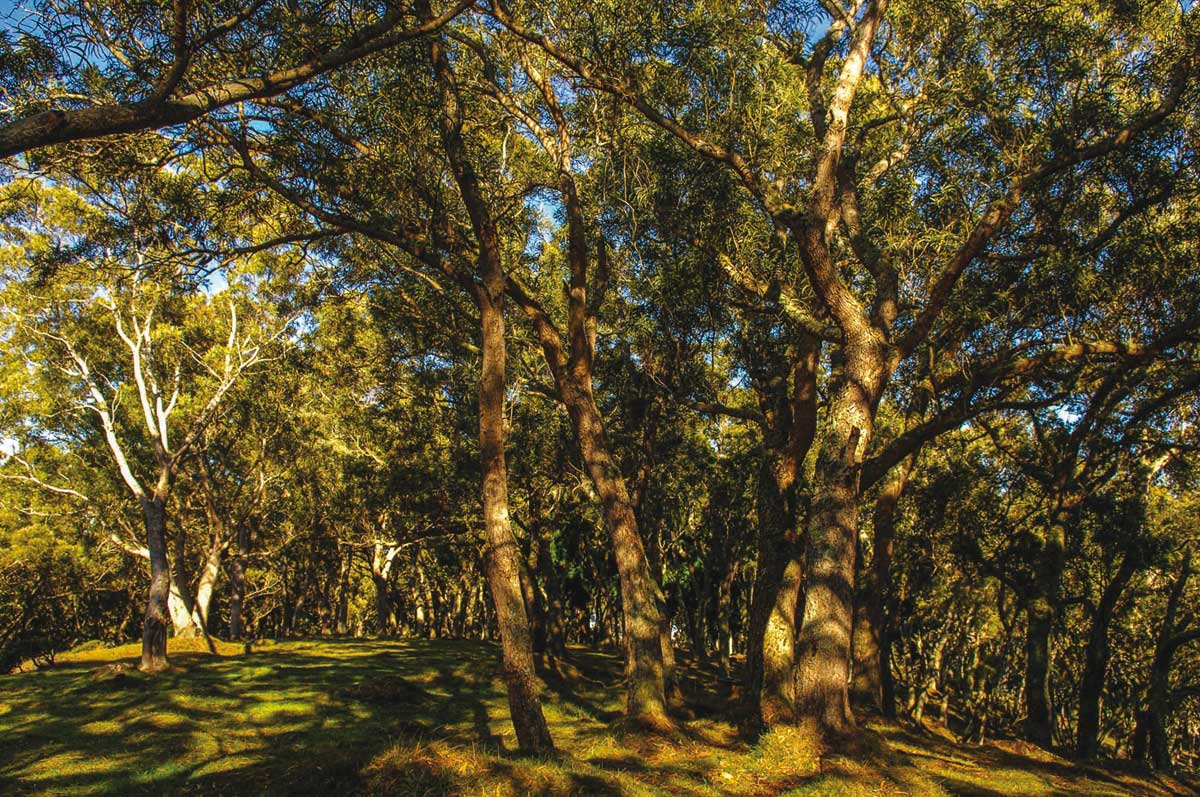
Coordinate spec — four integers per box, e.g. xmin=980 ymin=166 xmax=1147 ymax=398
xmin=794 ymin=337 xmax=884 ymax=734
xmin=140 ymin=497 xmax=171 ymax=672
xmin=744 ymin=336 xmax=818 ymax=727
xmin=746 ymin=452 xmax=798 ymax=724
xmin=169 ymin=530 xmax=201 ymax=638
xmin=1023 ymin=522 xmax=1065 ymax=749
xmin=1076 ymin=553 xmax=1136 ymax=759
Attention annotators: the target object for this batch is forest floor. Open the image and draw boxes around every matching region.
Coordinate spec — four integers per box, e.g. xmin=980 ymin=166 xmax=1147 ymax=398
xmin=0 ymin=638 xmax=1196 ymax=797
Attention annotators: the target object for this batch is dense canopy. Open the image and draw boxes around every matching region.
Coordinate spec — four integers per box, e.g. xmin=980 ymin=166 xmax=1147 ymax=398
xmin=1 ymin=0 xmax=1199 ymax=785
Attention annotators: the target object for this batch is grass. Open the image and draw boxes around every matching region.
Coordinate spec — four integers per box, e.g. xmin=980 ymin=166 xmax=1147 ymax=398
xmin=0 ymin=638 xmax=1196 ymax=796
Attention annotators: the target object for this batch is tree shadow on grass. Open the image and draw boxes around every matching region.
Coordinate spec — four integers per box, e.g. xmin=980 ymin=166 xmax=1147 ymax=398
xmin=0 ymin=638 xmax=511 ymax=796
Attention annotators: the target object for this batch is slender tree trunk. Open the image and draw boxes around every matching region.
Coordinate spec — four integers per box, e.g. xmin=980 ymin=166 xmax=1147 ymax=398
xmin=477 ymin=289 xmax=555 ymax=753
xmin=335 ymin=544 xmax=351 ymax=636
xmin=868 ymin=453 xmax=917 ymax=719
xmin=427 ymin=22 xmax=553 ymax=753
xmin=1132 ymin=554 xmax=1192 ymax=772
xmin=140 ymin=497 xmax=171 ymax=672
xmin=191 ymin=538 xmax=224 ymax=630
xmin=717 ymin=556 xmax=736 ymax=678
xmin=1076 ymin=553 xmax=1136 ymax=758
xmin=515 ymin=200 xmax=672 ymax=726
xmin=229 ymin=521 xmax=253 ymax=639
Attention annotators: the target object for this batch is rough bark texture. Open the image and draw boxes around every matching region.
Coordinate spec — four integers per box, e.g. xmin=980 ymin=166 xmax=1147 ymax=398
xmin=744 ymin=337 xmax=818 ymax=727
xmin=477 ymin=289 xmax=555 ymax=754
xmin=140 ymin=497 xmax=171 ymax=672
xmin=793 ymin=333 xmax=886 ymax=734
xmin=510 ymin=171 xmax=672 ymax=727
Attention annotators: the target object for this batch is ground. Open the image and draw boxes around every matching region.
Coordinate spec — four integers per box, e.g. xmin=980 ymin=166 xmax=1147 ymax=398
xmin=0 ymin=638 xmax=1195 ymax=796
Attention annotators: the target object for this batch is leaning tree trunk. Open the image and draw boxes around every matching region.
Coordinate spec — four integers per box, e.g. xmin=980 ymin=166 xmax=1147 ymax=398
xmin=140 ymin=496 xmax=171 ymax=672
xmin=191 ymin=537 xmax=224 ymax=630
xmin=565 ymin=387 xmax=670 ymax=726
xmin=516 ymin=230 xmax=673 ymax=725
xmin=428 ymin=22 xmax=553 ymax=754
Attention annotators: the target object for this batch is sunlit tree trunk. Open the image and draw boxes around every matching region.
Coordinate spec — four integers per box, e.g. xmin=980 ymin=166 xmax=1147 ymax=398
xmin=794 ymin=334 xmax=886 ymax=734
xmin=140 ymin=497 xmax=171 ymax=672
xmin=427 ymin=19 xmax=554 ymax=754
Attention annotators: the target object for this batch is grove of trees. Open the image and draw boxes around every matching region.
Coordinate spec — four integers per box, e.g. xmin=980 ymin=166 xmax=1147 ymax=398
xmin=1 ymin=0 xmax=1198 ymax=772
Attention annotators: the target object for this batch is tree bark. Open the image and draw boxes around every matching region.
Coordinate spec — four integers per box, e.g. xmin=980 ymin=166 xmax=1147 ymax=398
xmin=476 ymin=288 xmax=555 ymax=754
xmin=794 ymin=335 xmax=886 ymax=734
xmin=1023 ymin=522 xmax=1066 ymax=749
xmin=867 ymin=451 xmax=917 ymax=719
xmin=427 ymin=21 xmax=553 ymax=754
xmin=510 ymin=175 xmax=672 ymax=727
xmin=140 ymin=497 xmax=171 ymax=672
xmin=1076 ymin=552 xmax=1137 ymax=758
xmin=229 ymin=521 xmax=253 ymax=639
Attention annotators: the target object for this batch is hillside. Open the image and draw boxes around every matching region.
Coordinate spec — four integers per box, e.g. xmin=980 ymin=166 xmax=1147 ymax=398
xmin=0 ymin=639 xmax=1195 ymax=797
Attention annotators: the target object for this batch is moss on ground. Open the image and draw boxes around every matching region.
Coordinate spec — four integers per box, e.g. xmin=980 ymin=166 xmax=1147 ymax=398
xmin=0 ymin=638 xmax=1195 ymax=796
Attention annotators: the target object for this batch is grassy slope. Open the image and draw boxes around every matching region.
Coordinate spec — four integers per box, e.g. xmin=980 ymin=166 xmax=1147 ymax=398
xmin=0 ymin=638 xmax=1195 ymax=797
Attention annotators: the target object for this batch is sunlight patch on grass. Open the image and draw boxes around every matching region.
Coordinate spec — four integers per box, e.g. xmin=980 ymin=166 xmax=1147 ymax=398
xmin=4 ymin=639 xmax=1197 ymax=797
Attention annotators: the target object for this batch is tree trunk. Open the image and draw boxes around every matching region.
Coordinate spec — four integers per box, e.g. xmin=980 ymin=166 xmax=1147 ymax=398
xmin=1023 ymin=522 xmax=1066 ymax=749
xmin=428 ymin=23 xmax=553 ymax=753
xmin=794 ymin=338 xmax=884 ymax=734
xmin=191 ymin=538 xmax=224 ymax=630
xmin=743 ymin=336 xmax=818 ymax=727
xmin=477 ymin=289 xmax=555 ymax=754
xmin=140 ymin=497 xmax=171 ymax=672
xmin=228 ymin=521 xmax=253 ymax=639
xmin=717 ymin=556 xmax=737 ymax=677
xmin=1132 ymin=554 xmax=1192 ymax=772
xmin=868 ymin=453 xmax=917 ymax=719
xmin=335 ymin=544 xmax=351 ymax=636
xmin=514 ymin=180 xmax=672 ymax=726
xmin=169 ymin=530 xmax=201 ymax=638
xmin=1076 ymin=553 xmax=1136 ymax=758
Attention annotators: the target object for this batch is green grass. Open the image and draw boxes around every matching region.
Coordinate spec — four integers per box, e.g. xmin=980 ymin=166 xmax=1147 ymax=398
xmin=0 ymin=638 xmax=1195 ymax=796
